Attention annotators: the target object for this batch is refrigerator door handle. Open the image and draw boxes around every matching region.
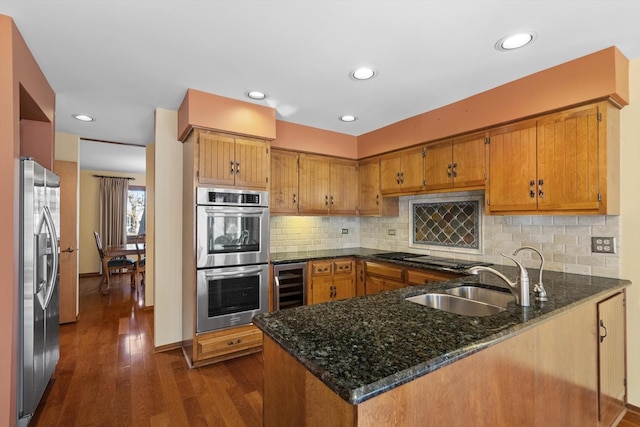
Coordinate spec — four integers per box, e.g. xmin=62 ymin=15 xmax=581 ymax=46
xmin=41 ymin=205 xmax=59 ymax=310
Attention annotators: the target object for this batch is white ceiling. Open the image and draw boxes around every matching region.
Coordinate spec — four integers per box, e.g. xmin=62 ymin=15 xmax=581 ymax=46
xmin=3 ymin=1 xmax=640 ymax=172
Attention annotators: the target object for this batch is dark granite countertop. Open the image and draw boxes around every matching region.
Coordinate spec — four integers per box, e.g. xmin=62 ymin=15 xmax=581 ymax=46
xmin=255 ymin=250 xmax=631 ymax=405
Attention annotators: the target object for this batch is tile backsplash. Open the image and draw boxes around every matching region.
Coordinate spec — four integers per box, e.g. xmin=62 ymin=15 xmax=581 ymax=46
xmin=270 ymin=193 xmax=621 ymax=278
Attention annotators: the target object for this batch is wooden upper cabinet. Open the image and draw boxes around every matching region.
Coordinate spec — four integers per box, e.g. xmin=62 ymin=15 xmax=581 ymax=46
xmin=424 ymin=134 xmax=486 ymax=192
xmin=537 ymin=104 xmax=600 ymax=211
xmin=270 ymin=150 xmax=299 ymax=214
xmin=298 ymin=154 xmax=331 ymax=214
xmin=330 ymin=159 xmax=359 ymax=215
xmin=487 ymin=101 xmax=618 ymax=215
xmin=452 ymin=133 xmax=486 ymax=189
xmin=486 ymin=120 xmax=538 ymax=213
xmin=358 ymin=157 xmax=399 ymax=217
xmin=298 ymin=154 xmax=358 ymax=215
xmin=197 ymin=130 xmax=270 ymax=189
xmin=424 ymin=140 xmax=453 ymax=190
xmin=380 ymin=146 xmax=425 ymax=196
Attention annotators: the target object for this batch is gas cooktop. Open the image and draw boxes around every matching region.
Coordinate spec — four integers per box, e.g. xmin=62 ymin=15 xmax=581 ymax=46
xmin=374 ymin=252 xmax=491 ymax=270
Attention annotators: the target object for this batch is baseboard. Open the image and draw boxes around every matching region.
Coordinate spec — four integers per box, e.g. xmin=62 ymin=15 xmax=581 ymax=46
xmin=80 ymin=272 xmax=100 ymax=278
xmin=627 ymin=402 xmax=640 ymax=413
xmin=154 ymin=341 xmax=182 ymax=353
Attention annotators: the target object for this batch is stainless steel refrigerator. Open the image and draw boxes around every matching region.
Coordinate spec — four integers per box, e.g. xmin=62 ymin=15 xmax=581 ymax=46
xmin=18 ymin=158 xmax=60 ymax=426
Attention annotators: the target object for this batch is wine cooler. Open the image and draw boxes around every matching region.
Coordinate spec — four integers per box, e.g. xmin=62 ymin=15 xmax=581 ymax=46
xmin=273 ymin=262 xmax=307 ymax=311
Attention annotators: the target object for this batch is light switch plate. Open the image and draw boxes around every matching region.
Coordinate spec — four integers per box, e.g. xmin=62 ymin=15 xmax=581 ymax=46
xmin=591 ymin=237 xmax=616 ymax=254
xmin=388 ymin=229 xmax=396 ymax=236
xmin=341 ymin=228 xmax=348 ymax=234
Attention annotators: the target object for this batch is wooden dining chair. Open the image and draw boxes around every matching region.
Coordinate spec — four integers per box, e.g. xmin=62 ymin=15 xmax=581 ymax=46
xmin=134 ymin=233 xmax=146 ymax=289
xmin=93 ymin=231 xmax=135 ymax=293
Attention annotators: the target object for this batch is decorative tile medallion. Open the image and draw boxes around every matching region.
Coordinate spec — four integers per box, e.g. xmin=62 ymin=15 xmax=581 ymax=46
xmin=412 ymin=200 xmax=480 ymax=249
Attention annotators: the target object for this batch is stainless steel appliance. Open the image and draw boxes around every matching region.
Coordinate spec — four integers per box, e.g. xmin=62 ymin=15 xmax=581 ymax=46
xmin=196 ymin=264 xmax=269 ymax=332
xmin=273 ymin=262 xmax=307 ymax=311
xmin=195 ymin=187 xmax=269 ymax=333
xmin=18 ymin=158 xmax=60 ymax=426
xmin=196 ymin=187 xmax=269 ymax=268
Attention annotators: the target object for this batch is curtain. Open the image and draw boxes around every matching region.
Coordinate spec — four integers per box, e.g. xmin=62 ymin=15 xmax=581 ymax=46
xmin=99 ymin=177 xmax=129 ymax=246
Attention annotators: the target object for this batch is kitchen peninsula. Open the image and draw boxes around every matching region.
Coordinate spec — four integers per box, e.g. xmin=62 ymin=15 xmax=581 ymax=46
xmin=255 ymin=251 xmax=630 ymax=426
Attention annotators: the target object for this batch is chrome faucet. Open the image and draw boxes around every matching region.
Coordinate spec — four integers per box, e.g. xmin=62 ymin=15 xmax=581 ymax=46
xmin=467 ymin=253 xmax=530 ymax=306
xmin=513 ymin=246 xmax=547 ymax=302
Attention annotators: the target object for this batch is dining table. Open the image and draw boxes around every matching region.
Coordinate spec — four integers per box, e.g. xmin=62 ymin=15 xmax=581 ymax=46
xmin=105 ymin=243 xmax=144 ymax=257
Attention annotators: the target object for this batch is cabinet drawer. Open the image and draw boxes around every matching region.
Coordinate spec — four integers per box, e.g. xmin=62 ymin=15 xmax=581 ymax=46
xmin=366 ymin=261 xmax=405 ymax=281
xmin=310 ymin=261 xmax=333 ymax=276
xmin=406 ymin=269 xmax=462 ymax=286
xmin=333 ymin=260 xmax=353 ymax=275
xmin=197 ymin=325 xmax=263 ymax=360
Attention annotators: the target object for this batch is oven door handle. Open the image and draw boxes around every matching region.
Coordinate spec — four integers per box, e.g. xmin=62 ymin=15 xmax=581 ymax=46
xmin=201 ymin=207 xmax=265 ymax=216
xmin=203 ymin=267 xmax=264 ymax=278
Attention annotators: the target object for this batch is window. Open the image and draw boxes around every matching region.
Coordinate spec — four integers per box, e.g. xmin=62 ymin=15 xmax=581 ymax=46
xmin=126 ymin=185 xmax=146 ymax=242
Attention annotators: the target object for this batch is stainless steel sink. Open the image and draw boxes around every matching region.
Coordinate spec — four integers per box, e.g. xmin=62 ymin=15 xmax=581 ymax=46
xmin=444 ymin=286 xmax=515 ymax=308
xmin=406 ymin=293 xmax=506 ymax=317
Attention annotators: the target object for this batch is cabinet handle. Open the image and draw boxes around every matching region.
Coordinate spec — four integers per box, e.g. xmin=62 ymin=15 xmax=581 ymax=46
xmin=376 ymin=194 xmax=380 ymax=206
xmin=230 ymin=161 xmax=235 ymax=175
xmin=396 ymin=172 xmax=401 ymax=184
xmin=599 ymin=319 xmax=608 ymax=343
xmin=529 ymin=180 xmax=535 ymax=198
xmin=538 ymin=179 xmax=544 ymax=198
xmin=452 ymin=162 xmax=458 ymax=178
xmin=325 ymin=195 xmax=329 ymax=206
xmin=293 ymin=193 xmax=297 ymax=204
xmin=236 ymin=161 xmax=241 ymax=175
xmin=447 ymin=164 xmax=452 ymax=178
xmin=227 ymin=338 xmax=242 ymax=346
xmin=400 ymin=172 xmax=404 ymax=184
xmin=331 ymin=196 xmax=334 ymax=205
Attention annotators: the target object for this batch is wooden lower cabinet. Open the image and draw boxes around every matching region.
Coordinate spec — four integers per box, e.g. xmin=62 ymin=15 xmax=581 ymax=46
xmin=263 ymin=292 xmax=623 ymax=427
xmin=309 ymin=258 xmax=356 ymax=304
xmin=365 ymin=261 xmax=462 ymax=295
xmin=193 ymin=324 xmax=263 ymax=366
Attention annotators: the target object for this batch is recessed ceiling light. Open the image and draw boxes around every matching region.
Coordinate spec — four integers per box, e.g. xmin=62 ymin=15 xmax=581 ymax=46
xmin=339 ymin=115 xmax=357 ymax=122
xmin=495 ymin=31 xmax=537 ymax=51
xmin=246 ymin=91 xmax=268 ymax=100
xmin=72 ymin=114 xmax=95 ymax=122
xmin=351 ymin=67 xmax=376 ymax=80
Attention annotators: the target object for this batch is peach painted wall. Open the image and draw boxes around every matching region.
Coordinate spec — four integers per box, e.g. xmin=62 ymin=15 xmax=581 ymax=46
xmin=0 ymin=14 xmax=55 ymax=426
xmin=20 ymin=119 xmax=53 ymax=169
xmin=358 ymin=47 xmax=629 ymax=158
xmin=177 ymin=88 xmax=276 ymax=141
xmin=272 ymin=120 xmax=358 ymax=159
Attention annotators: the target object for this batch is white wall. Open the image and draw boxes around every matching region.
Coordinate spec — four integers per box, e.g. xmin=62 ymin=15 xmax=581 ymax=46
xmin=620 ymin=58 xmax=640 ymax=406
xmin=153 ymin=108 xmax=183 ymax=348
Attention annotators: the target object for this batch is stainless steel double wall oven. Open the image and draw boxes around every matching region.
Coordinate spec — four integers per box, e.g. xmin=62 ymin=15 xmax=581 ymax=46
xmin=196 ymin=188 xmax=269 ymax=333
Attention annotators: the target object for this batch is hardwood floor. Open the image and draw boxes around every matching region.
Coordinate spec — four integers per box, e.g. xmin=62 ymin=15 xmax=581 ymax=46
xmin=29 ymin=275 xmax=640 ymax=426
xmin=31 ymin=275 xmax=263 ymax=427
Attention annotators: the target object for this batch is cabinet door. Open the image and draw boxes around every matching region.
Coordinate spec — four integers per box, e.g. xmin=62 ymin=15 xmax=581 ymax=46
xmin=310 ymin=275 xmax=334 ymax=305
xmin=298 ymin=154 xmax=330 ymax=214
xmin=399 ymin=146 xmax=425 ymax=193
xmin=453 ymin=133 xmax=486 ymax=189
xmin=424 ymin=140 xmax=453 ymax=191
xmin=537 ymin=105 xmax=600 ymax=211
xmin=271 ymin=150 xmax=299 ymax=214
xmin=234 ymin=138 xmax=270 ymax=189
xmin=597 ymin=292 xmax=625 ymax=425
xmin=365 ymin=274 xmax=384 ymax=295
xmin=198 ymin=133 xmax=236 ymax=186
xmin=333 ymin=275 xmax=356 ymax=301
xmin=380 ymin=154 xmax=402 ymax=195
xmin=487 ymin=120 xmax=538 ymax=213
xmin=330 ymin=159 xmax=359 ymax=215
xmin=358 ymin=159 xmax=381 ymax=215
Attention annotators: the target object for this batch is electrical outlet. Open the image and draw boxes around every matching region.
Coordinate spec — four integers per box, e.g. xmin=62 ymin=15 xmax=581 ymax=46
xmin=341 ymin=228 xmax=348 ymax=234
xmin=591 ymin=237 xmax=616 ymax=254
xmin=388 ymin=229 xmax=396 ymax=236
